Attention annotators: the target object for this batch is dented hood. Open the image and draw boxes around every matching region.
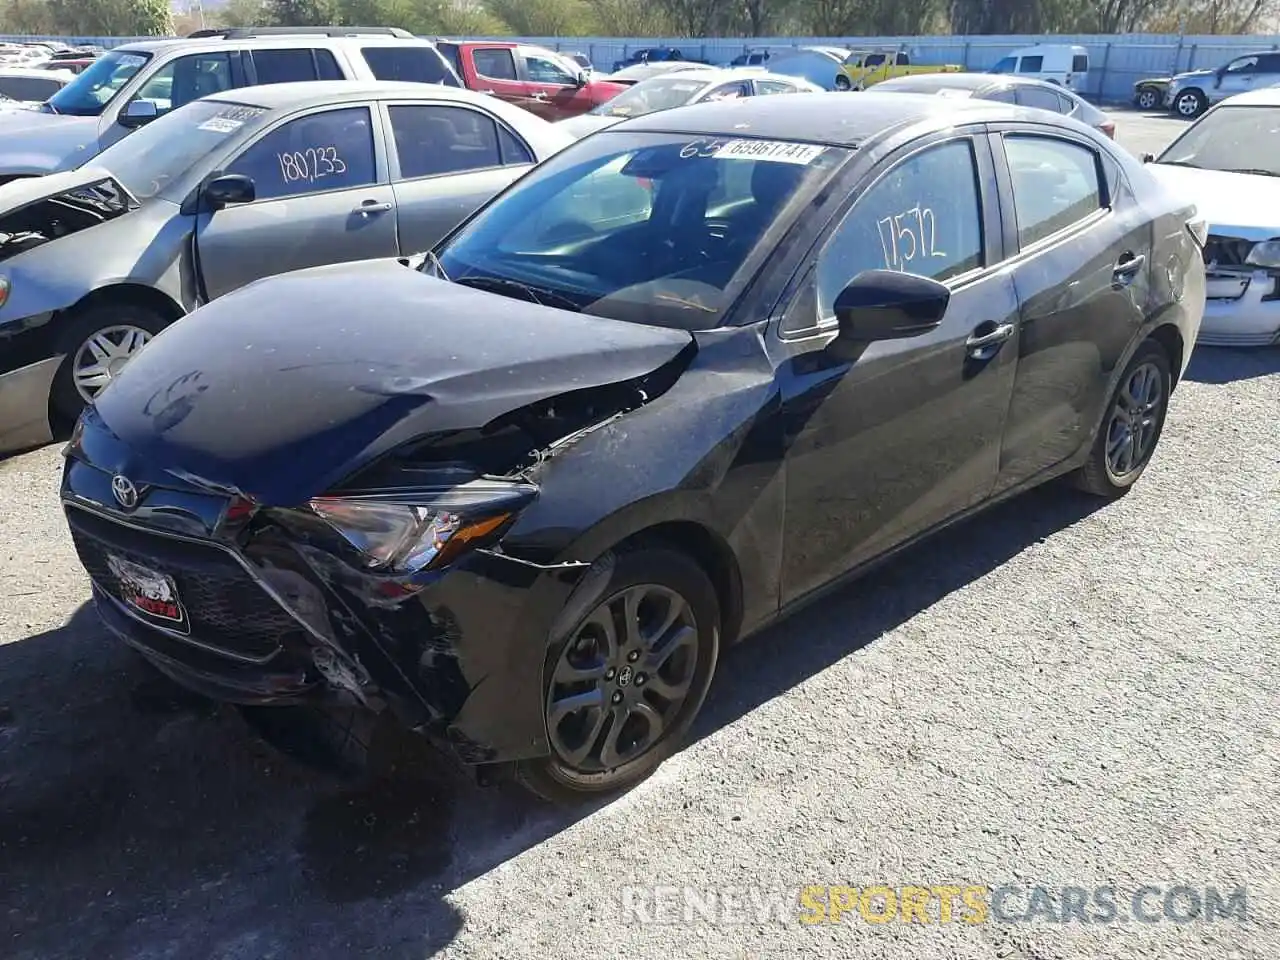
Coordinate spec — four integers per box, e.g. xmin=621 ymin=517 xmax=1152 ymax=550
xmin=89 ymin=259 xmax=694 ymax=505
xmin=0 ymin=163 xmax=120 ymax=213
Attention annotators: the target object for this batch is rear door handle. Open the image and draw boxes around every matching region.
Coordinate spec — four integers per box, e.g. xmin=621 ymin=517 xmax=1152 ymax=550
xmin=965 ymin=322 xmax=1015 ymax=359
xmin=1113 ymin=252 xmax=1145 ymax=287
xmin=354 ymin=200 xmax=392 ymax=216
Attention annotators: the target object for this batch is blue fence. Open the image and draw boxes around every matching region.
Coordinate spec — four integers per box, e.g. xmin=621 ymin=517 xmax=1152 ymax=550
xmin=7 ymin=32 xmax=1280 ymax=104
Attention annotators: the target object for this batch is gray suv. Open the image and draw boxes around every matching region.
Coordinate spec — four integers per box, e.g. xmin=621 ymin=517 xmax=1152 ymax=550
xmin=1163 ymin=51 xmax=1280 ymax=118
xmin=0 ymin=27 xmax=460 ymax=182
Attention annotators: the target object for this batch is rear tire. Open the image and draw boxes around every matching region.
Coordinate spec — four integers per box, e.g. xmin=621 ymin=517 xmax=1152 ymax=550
xmin=1072 ymin=340 xmax=1171 ymax=499
xmin=514 ymin=545 xmax=721 ymax=805
xmin=50 ymin=302 xmax=172 ymax=425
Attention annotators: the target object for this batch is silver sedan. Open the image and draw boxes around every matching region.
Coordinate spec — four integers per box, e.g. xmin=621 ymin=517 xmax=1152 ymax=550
xmin=0 ymin=79 xmax=573 ymax=451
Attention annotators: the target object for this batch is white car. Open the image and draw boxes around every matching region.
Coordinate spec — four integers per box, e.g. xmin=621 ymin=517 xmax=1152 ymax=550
xmin=1147 ymin=88 xmax=1280 ymax=346
xmin=558 ymin=68 xmax=823 ymax=138
xmin=0 ymin=67 xmax=75 ymax=106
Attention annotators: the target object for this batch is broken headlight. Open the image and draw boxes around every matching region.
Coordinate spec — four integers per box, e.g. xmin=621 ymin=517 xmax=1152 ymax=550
xmin=1244 ymin=240 xmax=1280 ymax=269
xmin=309 ymin=479 xmax=537 ymax=574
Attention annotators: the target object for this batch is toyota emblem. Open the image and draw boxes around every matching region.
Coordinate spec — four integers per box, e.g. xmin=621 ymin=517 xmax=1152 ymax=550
xmin=111 ymin=475 xmax=139 ymax=510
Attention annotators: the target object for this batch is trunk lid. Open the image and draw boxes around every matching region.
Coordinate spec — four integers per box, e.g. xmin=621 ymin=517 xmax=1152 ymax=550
xmin=88 ymin=259 xmax=695 ymax=505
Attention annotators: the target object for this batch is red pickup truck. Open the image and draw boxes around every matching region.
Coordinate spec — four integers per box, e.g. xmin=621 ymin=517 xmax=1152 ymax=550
xmin=436 ymin=40 xmax=626 ymax=121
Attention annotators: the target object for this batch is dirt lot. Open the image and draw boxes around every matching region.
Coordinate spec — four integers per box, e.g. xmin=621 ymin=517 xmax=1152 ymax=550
xmin=2 ymin=112 xmax=1278 ymax=960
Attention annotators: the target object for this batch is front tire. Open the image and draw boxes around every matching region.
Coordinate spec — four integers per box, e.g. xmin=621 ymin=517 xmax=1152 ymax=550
xmin=514 ymin=545 xmax=721 ymax=805
xmin=50 ymin=303 xmax=171 ymax=425
xmin=1136 ymin=87 xmax=1160 ymax=110
xmin=1173 ymin=88 xmax=1207 ymax=118
xmin=1072 ymin=340 xmax=1171 ymax=499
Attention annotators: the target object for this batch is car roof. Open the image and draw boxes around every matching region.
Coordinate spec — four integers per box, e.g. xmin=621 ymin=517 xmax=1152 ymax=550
xmin=203 ymin=79 xmax=492 ymax=110
xmin=115 ymin=35 xmax=438 ymax=55
xmin=613 ymin=90 xmax=1028 ymax=146
xmin=1220 ymin=86 xmax=1280 ymax=106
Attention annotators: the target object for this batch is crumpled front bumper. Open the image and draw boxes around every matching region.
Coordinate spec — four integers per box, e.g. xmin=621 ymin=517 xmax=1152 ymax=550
xmin=1199 ymin=269 xmax=1280 ymax=347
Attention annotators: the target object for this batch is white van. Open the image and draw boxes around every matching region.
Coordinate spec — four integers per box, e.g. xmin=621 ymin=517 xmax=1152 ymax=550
xmin=988 ymin=44 xmax=1090 ymax=91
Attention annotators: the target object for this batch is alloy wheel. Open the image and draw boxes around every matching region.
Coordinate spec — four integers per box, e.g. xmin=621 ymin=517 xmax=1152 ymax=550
xmin=1175 ymin=92 xmax=1201 ymax=117
xmin=72 ymin=325 xmax=153 ymax=402
xmin=1104 ymin=361 xmax=1164 ymax=480
xmin=1138 ymin=89 xmax=1158 ymax=110
xmin=546 ymin=583 xmax=699 ymax=773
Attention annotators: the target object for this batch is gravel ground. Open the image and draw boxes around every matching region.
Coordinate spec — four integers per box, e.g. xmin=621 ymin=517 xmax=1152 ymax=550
xmin=3 ymin=113 xmax=1279 ymax=960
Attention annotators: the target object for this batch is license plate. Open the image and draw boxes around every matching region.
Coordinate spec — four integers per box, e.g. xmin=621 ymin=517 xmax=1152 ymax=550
xmin=106 ymin=553 xmax=189 ymax=630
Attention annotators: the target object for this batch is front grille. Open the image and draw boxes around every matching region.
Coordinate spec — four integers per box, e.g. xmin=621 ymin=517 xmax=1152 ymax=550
xmin=1203 ymin=234 xmax=1256 ymax=270
xmin=66 ymin=504 xmax=303 ymax=662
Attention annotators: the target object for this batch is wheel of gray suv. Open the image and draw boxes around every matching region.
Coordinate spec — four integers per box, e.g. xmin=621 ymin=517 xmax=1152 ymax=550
xmin=51 ymin=303 xmax=171 ymax=425
xmin=1073 ymin=340 xmax=1172 ymax=499
xmin=514 ymin=545 xmax=720 ymax=805
xmin=1174 ymin=89 xmax=1207 ymax=118
xmin=1136 ymin=87 xmax=1160 ymax=110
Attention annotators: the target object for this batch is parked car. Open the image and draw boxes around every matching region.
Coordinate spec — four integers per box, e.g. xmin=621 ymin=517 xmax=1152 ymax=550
xmin=611 ymin=47 xmax=704 ymax=72
xmin=834 ymin=48 xmax=963 ymax=91
xmin=559 ymin=68 xmax=822 ymax=138
xmin=0 ymin=67 xmax=76 ymax=106
xmin=765 ymin=46 xmax=851 ymax=91
xmin=988 ymin=44 xmax=1091 ymax=92
xmin=563 ymin=51 xmax=593 ymax=73
xmin=434 ymin=41 xmax=627 ymax=121
xmin=1145 ymin=88 xmax=1280 ymax=346
xmin=875 ymin=73 xmax=1116 ymax=138
xmin=603 ymin=61 xmax=717 ymax=86
xmin=0 ymin=80 xmax=572 ymax=451
xmin=1162 ymin=51 xmax=1280 ymax=119
xmin=0 ymin=27 xmax=460 ymax=184
xmin=39 ymin=57 xmax=96 ymax=76
xmin=58 ymin=91 xmax=1204 ymax=803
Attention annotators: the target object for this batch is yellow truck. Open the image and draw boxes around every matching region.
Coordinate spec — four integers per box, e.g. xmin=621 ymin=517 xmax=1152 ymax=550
xmin=833 ymin=48 xmax=964 ymax=91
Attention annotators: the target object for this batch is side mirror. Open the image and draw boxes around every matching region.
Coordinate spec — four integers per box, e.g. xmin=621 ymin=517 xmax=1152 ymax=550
xmin=829 ymin=269 xmax=950 ymax=357
xmin=1141 ymin=152 xmax=1154 ymax=164
xmin=119 ymin=98 xmax=158 ymax=128
xmin=203 ymin=173 xmax=255 ymax=208
xmin=574 ymin=69 xmax=588 ymax=87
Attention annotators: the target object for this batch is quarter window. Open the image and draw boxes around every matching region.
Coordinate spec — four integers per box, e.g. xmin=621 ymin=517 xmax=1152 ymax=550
xmin=1004 ymin=135 xmax=1103 ymax=247
xmin=814 ymin=139 xmax=984 ymax=321
xmin=227 ymin=106 xmax=377 ymax=201
xmin=1071 ymin=54 xmax=1089 ymax=73
xmin=474 ymin=48 xmax=518 ymax=81
xmin=389 ymin=104 xmax=528 ymax=177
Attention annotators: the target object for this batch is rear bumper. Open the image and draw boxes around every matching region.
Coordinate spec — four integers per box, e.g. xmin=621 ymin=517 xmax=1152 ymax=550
xmin=1199 ymin=270 xmax=1280 ymax=347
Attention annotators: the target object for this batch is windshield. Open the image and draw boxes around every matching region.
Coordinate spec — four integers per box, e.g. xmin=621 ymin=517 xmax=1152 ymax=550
xmin=1157 ymin=105 xmax=1280 ymax=176
xmin=46 ymin=49 xmax=150 ymax=117
xmin=591 ymin=76 xmax=712 ymax=117
xmin=432 ymin=131 xmax=846 ymax=330
xmin=93 ymin=99 xmax=270 ymax=201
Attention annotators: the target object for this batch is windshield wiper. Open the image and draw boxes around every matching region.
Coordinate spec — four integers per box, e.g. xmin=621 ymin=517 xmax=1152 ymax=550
xmin=453 ymin=275 xmax=581 ymax=312
xmin=1157 ymin=159 xmax=1202 ymax=168
xmin=1225 ymin=167 xmax=1279 ymax=177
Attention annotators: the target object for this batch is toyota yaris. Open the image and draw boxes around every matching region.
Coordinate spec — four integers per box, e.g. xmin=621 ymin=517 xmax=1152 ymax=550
xmin=61 ymin=93 xmax=1205 ymax=803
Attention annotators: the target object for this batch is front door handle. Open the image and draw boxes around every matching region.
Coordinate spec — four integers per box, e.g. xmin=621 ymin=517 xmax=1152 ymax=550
xmin=531 ymin=91 xmax=549 ymax=101
xmin=479 ymin=88 xmax=495 ymax=95
xmin=354 ymin=200 xmax=392 ymax=216
xmin=965 ymin=321 xmax=1015 ymax=360
xmin=1113 ymin=252 xmax=1145 ymax=287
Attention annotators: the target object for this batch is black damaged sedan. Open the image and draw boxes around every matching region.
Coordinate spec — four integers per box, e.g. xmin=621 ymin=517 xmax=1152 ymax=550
xmin=61 ymin=93 xmax=1205 ymax=802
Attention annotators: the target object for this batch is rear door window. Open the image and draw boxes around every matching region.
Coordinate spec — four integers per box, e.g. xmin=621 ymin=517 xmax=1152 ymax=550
xmin=1003 ymin=135 xmax=1103 ymax=247
xmin=250 ymin=48 xmax=335 ymax=84
xmin=1017 ymin=86 xmax=1068 ymax=113
xmin=361 ymin=47 xmax=454 ymax=85
xmin=389 ymin=104 xmax=523 ymax=178
xmin=474 ymin=48 xmax=518 ymax=81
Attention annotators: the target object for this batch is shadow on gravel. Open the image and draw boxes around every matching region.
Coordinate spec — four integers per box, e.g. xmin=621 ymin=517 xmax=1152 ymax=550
xmin=0 ymin=481 xmax=1103 ymax=959
xmin=1183 ymin=345 xmax=1280 ymax=384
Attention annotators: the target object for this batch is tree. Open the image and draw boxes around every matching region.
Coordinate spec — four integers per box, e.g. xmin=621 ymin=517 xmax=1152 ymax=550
xmin=484 ymin=0 xmax=594 ymax=35
xmin=262 ymin=0 xmax=338 ymax=26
